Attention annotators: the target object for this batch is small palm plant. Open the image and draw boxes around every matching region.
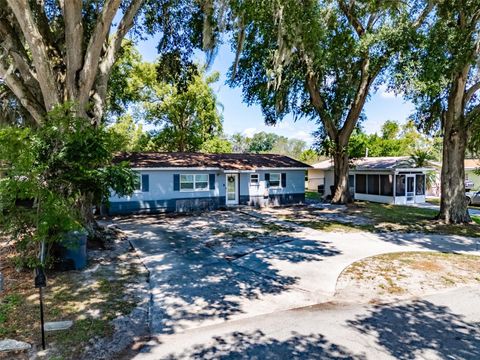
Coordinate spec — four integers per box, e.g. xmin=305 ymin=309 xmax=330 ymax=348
xmin=410 ymin=149 xmax=438 ymax=191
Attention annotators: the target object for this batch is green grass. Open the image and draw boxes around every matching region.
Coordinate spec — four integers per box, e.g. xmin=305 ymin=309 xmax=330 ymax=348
xmin=0 ymin=260 xmax=142 ymax=358
xmin=290 ymin=219 xmax=373 ymax=233
xmin=305 ymin=191 xmax=323 ymax=201
xmin=289 ymin=201 xmax=480 ymax=237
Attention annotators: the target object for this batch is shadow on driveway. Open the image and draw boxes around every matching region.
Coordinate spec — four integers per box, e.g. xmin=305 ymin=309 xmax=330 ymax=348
xmin=158 ymin=330 xmax=365 ymax=360
xmin=348 ymin=300 xmax=480 ymax=359
xmin=115 ymin=216 xmax=342 ymax=335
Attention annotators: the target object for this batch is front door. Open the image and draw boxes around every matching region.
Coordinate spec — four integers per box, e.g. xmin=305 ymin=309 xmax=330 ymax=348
xmin=226 ymin=174 xmax=239 ymax=205
xmin=406 ymin=175 xmax=415 ymax=203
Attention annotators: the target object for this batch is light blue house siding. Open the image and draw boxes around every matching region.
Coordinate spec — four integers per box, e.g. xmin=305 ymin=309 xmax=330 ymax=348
xmin=108 ymin=169 xmax=306 ymax=214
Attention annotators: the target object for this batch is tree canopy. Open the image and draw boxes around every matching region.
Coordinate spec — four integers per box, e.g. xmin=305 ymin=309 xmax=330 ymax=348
xmin=224 ymin=0 xmax=433 ymax=203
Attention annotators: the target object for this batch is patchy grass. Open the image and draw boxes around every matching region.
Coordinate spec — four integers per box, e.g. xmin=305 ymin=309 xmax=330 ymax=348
xmin=0 ymin=232 xmax=145 ymax=359
xmin=426 ymin=197 xmax=441 ymax=205
xmin=358 ymin=202 xmax=480 ymax=237
xmin=290 ymin=220 xmax=372 ymax=233
xmin=284 ymin=202 xmax=480 ymax=237
xmin=305 ymin=191 xmax=323 ymax=202
xmin=336 ymin=252 xmax=480 ymax=301
xmin=211 ymin=220 xmax=290 ymax=238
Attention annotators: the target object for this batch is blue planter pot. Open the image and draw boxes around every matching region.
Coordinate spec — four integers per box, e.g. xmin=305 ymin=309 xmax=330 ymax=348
xmin=54 ymin=230 xmax=88 ymax=271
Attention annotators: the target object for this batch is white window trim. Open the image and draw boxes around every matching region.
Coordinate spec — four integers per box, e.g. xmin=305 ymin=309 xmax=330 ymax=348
xmin=250 ymin=173 xmax=259 ymax=185
xmin=180 ymin=174 xmax=210 ymax=192
xmin=269 ymin=173 xmax=281 ymax=188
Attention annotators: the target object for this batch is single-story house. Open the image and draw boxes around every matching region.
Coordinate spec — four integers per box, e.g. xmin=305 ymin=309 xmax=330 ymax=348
xmin=109 ymin=152 xmax=310 ymax=214
xmin=351 ymin=157 xmax=429 ymax=205
xmin=465 ymin=159 xmax=480 ymax=190
xmin=308 ymin=157 xmax=431 ymax=204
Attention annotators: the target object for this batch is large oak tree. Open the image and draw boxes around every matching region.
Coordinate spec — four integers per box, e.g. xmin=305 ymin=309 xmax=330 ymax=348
xmin=0 ymin=0 xmax=208 ymax=126
xmin=396 ymin=0 xmax=480 ymax=223
xmin=226 ymin=0 xmax=432 ymax=203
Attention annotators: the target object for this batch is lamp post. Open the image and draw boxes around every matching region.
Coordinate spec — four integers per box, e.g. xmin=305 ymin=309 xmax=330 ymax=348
xmin=35 ymin=240 xmax=47 ymax=350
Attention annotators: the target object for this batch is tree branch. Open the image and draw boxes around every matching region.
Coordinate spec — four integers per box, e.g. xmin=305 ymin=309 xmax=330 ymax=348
xmin=78 ymin=0 xmax=122 ymax=107
xmin=340 ymin=58 xmax=373 ymax=141
xmin=91 ymin=0 xmax=145 ymax=123
xmin=305 ymin=72 xmax=337 ymax=140
xmin=64 ymin=0 xmax=84 ymax=100
xmin=465 ymin=81 xmax=480 ymax=105
xmin=0 ymin=20 xmax=43 ymax=101
xmin=0 ymin=56 xmax=46 ymax=124
xmin=6 ymin=0 xmax=60 ymax=109
xmin=412 ymin=1 xmax=434 ymax=29
xmin=338 ymin=0 xmax=365 ymax=37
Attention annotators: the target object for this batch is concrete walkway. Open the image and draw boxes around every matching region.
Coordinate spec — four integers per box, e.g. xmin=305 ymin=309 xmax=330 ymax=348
xmin=115 ymin=212 xmax=480 ymax=338
xmin=412 ymin=201 xmax=480 ymax=216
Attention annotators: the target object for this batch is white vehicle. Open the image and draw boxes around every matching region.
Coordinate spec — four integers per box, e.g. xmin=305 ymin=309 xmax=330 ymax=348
xmin=465 ymin=191 xmax=480 ymax=205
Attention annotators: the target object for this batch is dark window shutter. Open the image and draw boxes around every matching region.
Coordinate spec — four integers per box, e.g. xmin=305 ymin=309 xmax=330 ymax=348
xmin=209 ymin=174 xmax=215 ymax=190
xmin=141 ymin=174 xmax=149 ymax=192
xmin=264 ymin=173 xmax=270 ymax=188
xmin=173 ymin=174 xmax=180 ymax=191
xmin=281 ymin=173 xmax=287 ymax=188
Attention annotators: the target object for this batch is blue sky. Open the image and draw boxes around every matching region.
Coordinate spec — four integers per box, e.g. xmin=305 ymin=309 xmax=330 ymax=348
xmin=135 ymin=38 xmax=414 ymax=146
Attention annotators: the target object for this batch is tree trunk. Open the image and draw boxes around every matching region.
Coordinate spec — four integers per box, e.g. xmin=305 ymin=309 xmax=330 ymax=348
xmin=438 ymin=69 xmax=471 ymax=224
xmin=331 ymin=143 xmax=352 ymax=204
xmin=438 ymin=116 xmax=471 ymax=223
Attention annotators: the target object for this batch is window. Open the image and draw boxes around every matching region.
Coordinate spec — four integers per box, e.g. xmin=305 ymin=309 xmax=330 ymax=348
xmin=356 ymin=174 xmax=367 ymax=194
xmin=180 ymin=174 xmax=209 ymax=191
xmin=269 ymin=173 xmax=281 ymax=187
xmin=134 ymin=173 xmax=141 ymax=191
xmin=396 ymin=175 xmax=405 ymax=196
xmin=380 ymin=175 xmax=393 ymax=196
xmin=367 ymin=175 xmax=380 ymax=195
xmin=134 ymin=173 xmax=149 ymax=192
xmin=250 ymin=174 xmax=259 ymax=184
xmin=180 ymin=175 xmax=194 ymax=191
xmin=416 ymin=174 xmax=425 ymax=195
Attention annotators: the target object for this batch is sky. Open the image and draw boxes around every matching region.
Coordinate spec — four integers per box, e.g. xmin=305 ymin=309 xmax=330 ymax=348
xmin=135 ymin=37 xmax=415 ymax=147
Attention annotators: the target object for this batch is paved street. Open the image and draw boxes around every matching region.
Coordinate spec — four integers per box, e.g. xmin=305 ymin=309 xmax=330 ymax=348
xmin=114 ymin=211 xmax=480 ymax=359
xmin=134 ymin=286 xmax=480 ymax=359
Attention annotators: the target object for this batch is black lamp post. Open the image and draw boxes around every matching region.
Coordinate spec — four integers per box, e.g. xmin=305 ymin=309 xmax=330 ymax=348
xmin=34 ymin=266 xmax=47 ymax=350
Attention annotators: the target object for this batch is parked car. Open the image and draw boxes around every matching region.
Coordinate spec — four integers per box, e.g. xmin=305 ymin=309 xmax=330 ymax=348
xmin=466 ymin=191 xmax=480 ymax=205
xmin=465 ymin=179 xmax=475 ymax=190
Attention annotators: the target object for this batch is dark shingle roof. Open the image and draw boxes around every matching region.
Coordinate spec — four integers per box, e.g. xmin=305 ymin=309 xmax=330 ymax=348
xmin=113 ymin=152 xmax=311 ymax=170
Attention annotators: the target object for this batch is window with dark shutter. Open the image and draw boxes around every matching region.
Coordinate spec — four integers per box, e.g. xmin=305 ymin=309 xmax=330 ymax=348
xmin=173 ymin=174 xmax=180 ymax=191
xmin=209 ymin=174 xmax=215 ymax=190
xmin=141 ymin=174 xmax=149 ymax=192
xmin=281 ymin=173 xmax=286 ymax=187
xmin=264 ymin=173 xmax=270 ymax=187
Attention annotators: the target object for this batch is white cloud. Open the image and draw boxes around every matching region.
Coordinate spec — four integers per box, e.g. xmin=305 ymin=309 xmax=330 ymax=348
xmin=379 ymin=85 xmax=401 ymax=99
xmin=292 ymin=130 xmax=314 ymax=144
xmin=242 ymin=128 xmax=258 ymax=138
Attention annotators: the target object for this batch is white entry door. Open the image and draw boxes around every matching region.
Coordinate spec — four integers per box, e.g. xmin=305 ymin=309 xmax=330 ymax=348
xmin=226 ymin=174 xmax=239 ymax=205
xmin=406 ymin=175 xmax=415 ymax=203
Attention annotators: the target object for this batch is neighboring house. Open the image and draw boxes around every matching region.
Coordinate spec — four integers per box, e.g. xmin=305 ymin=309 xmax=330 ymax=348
xmin=307 ymin=159 xmax=353 ymax=198
xmin=308 ymin=156 xmax=431 ymax=204
xmin=465 ymin=159 xmax=480 ymax=190
xmin=351 ymin=157 xmax=429 ymax=205
xmin=109 ymin=152 xmax=310 ymax=214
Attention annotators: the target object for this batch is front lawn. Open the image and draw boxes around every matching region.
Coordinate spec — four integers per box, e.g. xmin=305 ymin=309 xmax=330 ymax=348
xmin=280 ymin=201 xmax=480 ymax=237
xmin=305 ymin=191 xmax=324 ymax=202
xmin=358 ymin=202 xmax=480 ymax=237
xmin=0 ymin=229 xmax=147 ymax=359
xmin=336 ymin=252 xmax=480 ymax=301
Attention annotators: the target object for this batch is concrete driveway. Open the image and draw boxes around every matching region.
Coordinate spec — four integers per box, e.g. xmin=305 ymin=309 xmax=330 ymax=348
xmin=114 ymin=210 xmax=480 ymax=338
